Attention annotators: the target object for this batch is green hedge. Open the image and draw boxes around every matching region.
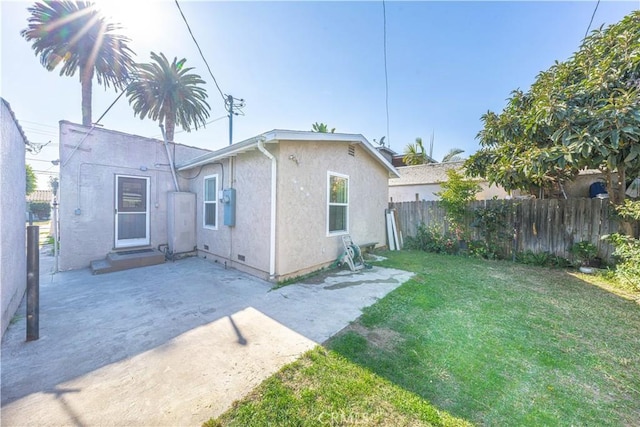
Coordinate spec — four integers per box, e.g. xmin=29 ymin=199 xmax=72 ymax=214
xmin=29 ymin=201 xmax=51 ymax=219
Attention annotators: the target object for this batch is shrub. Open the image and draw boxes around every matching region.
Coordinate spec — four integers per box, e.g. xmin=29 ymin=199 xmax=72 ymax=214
xmin=468 ymin=239 xmax=503 ymax=260
xmin=435 ymin=169 xmax=480 ymax=240
xmin=29 ymin=201 xmax=51 ymax=219
xmin=569 ymin=241 xmax=598 ymax=267
xmin=516 ymin=250 xmax=570 ymax=268
xmin=471 ymin=201 xmax=514 ymax=259
xmin=603 ymin=200 xmax=640 ymax=291
xmin=405 ymin=223 xmax=457 ymax=255
xmin=605 ymin=233 xmax=640 ymax=290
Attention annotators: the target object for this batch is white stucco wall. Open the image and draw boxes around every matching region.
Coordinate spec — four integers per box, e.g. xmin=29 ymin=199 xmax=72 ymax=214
xmin=187 ymin=138 xmax=391 ymax=281
xmin=58 ymin=122 xmax=210 ymax=270
xmin=390 ymin=182 xmax=510 ymax=202
xmin=191 ymin=151 xmax=272 ymax=277
xmin=1 ymin=99 xmax=27 ymax=338
xmin=389 ymin=162 xmax=512 ymax=202
xmin=275 ymin=140 xmax=389 ymax=279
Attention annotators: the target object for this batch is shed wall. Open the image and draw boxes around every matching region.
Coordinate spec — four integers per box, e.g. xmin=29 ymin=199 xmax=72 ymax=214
xmin=58 ymin=122 xmax=209 ymax=270
xmin=0 ymin=100 xmax=27 ymax=338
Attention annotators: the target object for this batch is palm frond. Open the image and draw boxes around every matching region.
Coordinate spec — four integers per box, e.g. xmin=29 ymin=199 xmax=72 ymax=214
xmin=442 ymin=148 xmax=466 ymax=163
xmin=126 ymin=51 xmax=211 ymax=141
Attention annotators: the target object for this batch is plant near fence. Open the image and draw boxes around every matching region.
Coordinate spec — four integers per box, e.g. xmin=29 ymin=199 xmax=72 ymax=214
xmin=604 ymin=200 xmax=640 ymax=290
xmin=470 ymin=200 xmax=513 ymax=259
xmin=435 ymin=169 xmax=480 ymax=243
xmin=404 ymin=223 xmax=457 ymax=255
xmin=515 ymin=250 xmax=571 ymax=268
xmin=569 ymin=241 xmax=598 ymax=268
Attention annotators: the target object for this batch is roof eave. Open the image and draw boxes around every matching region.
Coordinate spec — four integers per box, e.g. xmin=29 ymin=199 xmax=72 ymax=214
xmin=177 ymin=129 xmax=400 ymax=177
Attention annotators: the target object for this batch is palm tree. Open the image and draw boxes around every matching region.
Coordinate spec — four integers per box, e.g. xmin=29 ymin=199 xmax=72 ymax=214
xmin=403 ymin=137 xmax=434 ymax=165
xmin=311 ymin=122 xmax=335 ymax=133
xmin=126 ymin=52 xmax=211 ymax=142
xmin=442 ymin=148 xmax=465 ymax=162
xmin=21 ymin=1 xmax=135 ymax=126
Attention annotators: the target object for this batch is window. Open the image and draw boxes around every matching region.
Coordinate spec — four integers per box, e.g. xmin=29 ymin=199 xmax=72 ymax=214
xmin=328 ymin=172 xmax=349 ymax=234
xmin=203 ymin=175 xmax=218 ymax=229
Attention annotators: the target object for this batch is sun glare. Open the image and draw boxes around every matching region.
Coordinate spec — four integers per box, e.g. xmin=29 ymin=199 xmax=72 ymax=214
xmin=94 ymin=0 xmax=163 ymax=45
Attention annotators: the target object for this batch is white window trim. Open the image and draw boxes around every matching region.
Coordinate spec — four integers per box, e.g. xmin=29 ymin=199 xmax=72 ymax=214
xmin=327 ymin=171 xmax=349 ymax=236
xmin=203 ymin=174 xmax=218 ymax=230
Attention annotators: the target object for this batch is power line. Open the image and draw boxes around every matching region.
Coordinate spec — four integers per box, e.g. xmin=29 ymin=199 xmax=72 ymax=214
xmin=150 ymin=114 xmax=228 ymax=138
xmin=21 ymin=128 xmax=58 ymax=137
xmin=61 ymin=85 xmax=130 ymax=167
xmin=382 ymin=0 xmax=390 ymax=146
xmin=30 ymin=169 xmax=59 ymax=175
xmin=584 ymin=0 xmax=601 ymax=39
xmin=26 ymin=158 xmax=56 ymax=163
xmin=20 ymin=120 xmax=57 ymax=129
xmin=174 ymin=0 xmax=226 ymax=102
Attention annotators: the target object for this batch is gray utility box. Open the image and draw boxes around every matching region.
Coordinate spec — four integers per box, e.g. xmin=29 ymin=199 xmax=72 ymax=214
xmin=167 ymin=192 xmax=196 ymax=254
xmin=222 ymin=188 xmax=236 ymax=227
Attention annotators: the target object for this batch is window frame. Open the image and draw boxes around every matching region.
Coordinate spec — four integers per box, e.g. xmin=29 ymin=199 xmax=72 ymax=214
xmin=327 ymin=171 xmax=349 ymax=236
xmin=203 ymin=174 xmax=218 ymax=230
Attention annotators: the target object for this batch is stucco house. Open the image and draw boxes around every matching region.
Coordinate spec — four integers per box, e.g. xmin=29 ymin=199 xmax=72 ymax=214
xmin=389 ymin=160 xmax=620 ymax=202
xmin=59 ymin=122 xmax=398 ymax=281
xmin=1 ymin=98 xmax=28 ymax=338
xmin=59 ymin=121 xmax=211 ymax=272
xmin=389 ymin=161 xmax=511 ymax=202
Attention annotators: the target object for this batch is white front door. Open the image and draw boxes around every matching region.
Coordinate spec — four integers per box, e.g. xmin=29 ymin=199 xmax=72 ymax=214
xmin=115 ymin=175 xmax=150 ymax=248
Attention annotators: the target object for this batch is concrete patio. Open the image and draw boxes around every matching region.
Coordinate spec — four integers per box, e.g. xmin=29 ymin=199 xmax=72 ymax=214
xmin=1 ymin=251 xmax=412 ymax=426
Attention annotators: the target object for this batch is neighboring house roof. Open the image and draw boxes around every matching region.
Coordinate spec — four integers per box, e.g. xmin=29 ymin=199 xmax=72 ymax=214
xmin=177 ymin=129 xmax=400 ymax=178
xmin=376 ymin=146 xmax=396 ymax=157
xmin=27 ymin=190 xmax=53 ymax=203
xmin=389 ymin=161 xmax=465 ymax=186
xmin=1 ymin=98 xmax=30 ymax=146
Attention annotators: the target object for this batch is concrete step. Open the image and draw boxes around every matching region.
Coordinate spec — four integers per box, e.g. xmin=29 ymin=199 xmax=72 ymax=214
xmin=90 ymin=259 xmax=115 ymax=275
xmin=91 ymin=249 xmax=166 ymax=275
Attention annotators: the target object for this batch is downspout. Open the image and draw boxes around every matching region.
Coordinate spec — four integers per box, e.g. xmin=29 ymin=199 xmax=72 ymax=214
xmin=159 ymin=124 xmax=180 ymax=192
xmin=257 ymin=138 xmax=276 ymax=279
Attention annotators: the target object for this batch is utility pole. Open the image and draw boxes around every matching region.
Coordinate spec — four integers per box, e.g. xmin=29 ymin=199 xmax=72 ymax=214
xmin=226 ymin=95 xmax=245 ymax=146
xmin=227 ymin=95 xmax=233 ymax=146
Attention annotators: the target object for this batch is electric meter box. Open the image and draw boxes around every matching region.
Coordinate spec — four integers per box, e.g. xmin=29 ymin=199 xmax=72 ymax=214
xmin=223 ymin=188 xmax=236 ymax=226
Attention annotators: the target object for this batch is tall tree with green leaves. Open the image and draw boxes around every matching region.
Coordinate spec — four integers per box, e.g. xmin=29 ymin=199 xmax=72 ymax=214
xmin=21 ymin=1 xmax=135 ymax=126
xmin=311 ymin=122 xmax=335 ymax=133
xmin=436 ymin=168 xmax=480 ymax=240
xmin=26 ymin=164 xmax=37 ymax=196
xmin=466 ymin=11 xmax=640 ymax=208
xmin=126 ymin=52 xmax=211 ymax=142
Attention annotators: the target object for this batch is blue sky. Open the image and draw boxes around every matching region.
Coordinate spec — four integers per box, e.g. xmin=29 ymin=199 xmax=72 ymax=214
xmin=1 ymin=1 xmax=638 ymax=188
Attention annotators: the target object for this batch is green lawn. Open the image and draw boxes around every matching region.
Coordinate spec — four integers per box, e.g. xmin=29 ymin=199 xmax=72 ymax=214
xmin=206 ymin=251 xmax=640 ymax=426
xmin=206 ymin=347 xmax=469 ymax=427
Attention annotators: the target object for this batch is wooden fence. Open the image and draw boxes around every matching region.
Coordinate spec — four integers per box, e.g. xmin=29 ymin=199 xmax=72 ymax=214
xmin=389 ymin=198 xmax=620 ymax=262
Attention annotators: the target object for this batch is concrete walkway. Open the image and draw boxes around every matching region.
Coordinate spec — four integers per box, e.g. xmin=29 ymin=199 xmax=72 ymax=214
xmin=1 ymin=253 xmax=412 ymax=426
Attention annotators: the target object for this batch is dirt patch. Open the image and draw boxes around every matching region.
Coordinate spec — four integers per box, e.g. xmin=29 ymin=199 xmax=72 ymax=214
xmin=338 ymin=323 xmax=404 ymax=351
